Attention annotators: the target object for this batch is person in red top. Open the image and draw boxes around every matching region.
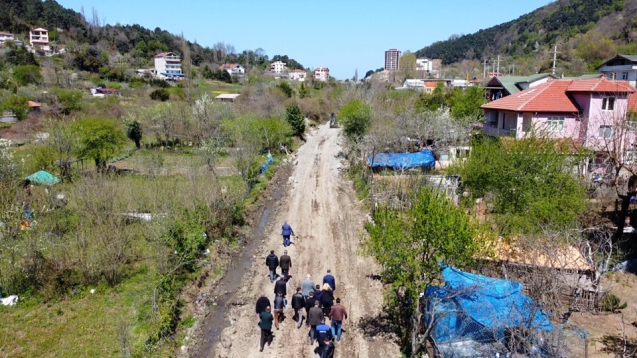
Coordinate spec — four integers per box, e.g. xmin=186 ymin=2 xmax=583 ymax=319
xmin=329 ymin=298 xmax=348 ymax=341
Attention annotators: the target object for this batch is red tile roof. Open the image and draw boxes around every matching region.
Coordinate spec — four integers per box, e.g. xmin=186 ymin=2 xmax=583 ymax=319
xmin=292 ymin=69 xmax=305 ymax=73
xmin=315 ymin=67 xmax=329 ymax=72
xmin=154 ymin=52 xmax=175 ymax=58
xmin=482 ymin=78 xmax=637 ymax=113
xmin=219 ymin=64 xmax=240 ymax=69
xmin=0 ymin=31 xmax=12 ymax=35
xmin=629 ymin=93 xmax=637 ymax=113
xmin=566 ymin=77 xmax=635 ymax=93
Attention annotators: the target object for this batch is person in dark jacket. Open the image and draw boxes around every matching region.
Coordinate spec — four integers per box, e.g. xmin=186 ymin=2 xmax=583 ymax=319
xmin=307 ymin=300 xmax=324 ymax=344
xmin=274 ymin=276 xmax=287 ymax=297
xmin=273 ymin=292 xmax=286 ymax=330
xmin=265 ymin=250 xmax=279 ymax=283
xmin=255 ymin=293 xmax=271 ymax=318
xmin=313 ymin=284 xmax=323 ymax=305
xmin=320 ymin=283 xmax=334 ymax=316
xmin=279 ymin=250 xmax=292 ymax=280
xmin=291 ymin=287 xmax=305 ymax=328
xmin=305 ymin=291 xmax=318 ymax=319
xmin=323 ymin=269 xmax=336 ymax=291
xmin=258 ymin=306 xmax=274 ymax=352
xmin=281 ymin=221 xmax=295 ymax=247
xmin=316 ymin=318 xmax=334 ymax=356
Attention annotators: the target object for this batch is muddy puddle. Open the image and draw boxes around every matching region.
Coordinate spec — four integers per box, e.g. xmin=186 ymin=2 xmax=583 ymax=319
xmin=191 ymin=177 xmax=287 ymax=358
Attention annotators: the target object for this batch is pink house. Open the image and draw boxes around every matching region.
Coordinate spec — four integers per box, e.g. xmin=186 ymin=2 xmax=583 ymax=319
xmin=482 ymin=77 xmax=637 ymax=155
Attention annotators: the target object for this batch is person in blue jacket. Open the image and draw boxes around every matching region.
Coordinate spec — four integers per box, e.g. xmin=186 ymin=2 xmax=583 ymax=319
xmin=281 ymin=221 xmax=295 ymax=247
xmin=323 ymin=269 xmax=336 ymax=292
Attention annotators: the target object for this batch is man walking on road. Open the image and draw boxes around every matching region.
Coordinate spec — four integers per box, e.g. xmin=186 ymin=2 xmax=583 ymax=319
xmin=255 ymin=293 xmax=271 ymax=318
xmin=273 ymin=292 xmax=286 ymax=330
xmin=323 ymin=269 xmax=336 ymax=291
xmin=291 ymin=287 xmax=305 ymax=328
xmin=258 ymin=306 xmax=274 ymax=352
xmin=313 ymin=284 xmax=323 ymax=304
xmin=274 ymin=276 xmax=287 ymax=297
xmin=305 ymin=291 xmax=318 ymax=320
xmin=329 ymin=298 xmax=348 ymax=341
xmin=279 ymin=250 xmax=292 ymax=280
xmin=307 ymin=300 xmax=323 ymax=345
xmin=316 ymin=318 xmax=334 ymax=358
xmin=265 ymin=250 xmax=279 ymax=283
xmin=281 ymin=221 xmax=294 ymax=247
xmin=302 ymin=274 xmax=314 ymax=299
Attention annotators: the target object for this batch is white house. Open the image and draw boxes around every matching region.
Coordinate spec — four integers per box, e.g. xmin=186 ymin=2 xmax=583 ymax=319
xmin=0 ymin=32 xmax=14 ymax=47
xmin=314 ymin=67 xmax=329 ymax=82
xmin=29 ymin=27 xmax=49 ymax=51
xmin=416 ymin=58 xmax=433 ymax=72
xmin=289 ymin=69 xmax=306 ymax=82
xmin=154 ymin=52 xmax=183 ymax=79
xmin=597 ymin=54 xmax=637 ymax=89
xmin=270 ymin=61 xmax=287 ymax=74
xmin=219 ymin=63 xmax=245 ymax=76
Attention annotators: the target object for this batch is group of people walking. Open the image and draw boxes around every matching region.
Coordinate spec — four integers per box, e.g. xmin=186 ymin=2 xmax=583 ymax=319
xmin=254 ymin=222 xmax=347 ymax=357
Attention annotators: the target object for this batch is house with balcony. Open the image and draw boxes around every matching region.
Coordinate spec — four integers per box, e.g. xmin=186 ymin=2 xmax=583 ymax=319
xmin=154 ymin=52 xmax=184 ymax=79
xmin=597 ymin=54 xmax=637 ymax=89
xmin=289 ymin=69 xmax=306 ymax=82
xmin=314 ymin=67 xmax=329 ymax=82
xmin=270 ymin=61 xmax=287 ymax=74
xmin=484 ymin=73 xmax=556 ymax=101
xmin=29 ymin=27 xmax=49 ymax=52
xmin=0 ymin=32 xmax=14 ymax=47
xmin=481 ymin=77 xmax=637 ymax=155
xmin=219 ymin=64 xmax=245 ymax=76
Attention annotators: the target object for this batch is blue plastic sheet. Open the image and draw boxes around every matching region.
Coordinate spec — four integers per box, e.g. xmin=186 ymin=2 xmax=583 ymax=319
xmin=25 ymin=170 xmax=60 ymax=186
xmin=368 ymin=149 xmax=435 ymax=170
xmin=426 ymin=266 xmax=553 ymax=345
xmin=260 ymin=153 xmax=273 ymax=174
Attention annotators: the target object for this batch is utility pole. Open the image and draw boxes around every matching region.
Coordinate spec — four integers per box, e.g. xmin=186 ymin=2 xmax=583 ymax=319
xmin=496 ymin=55 xmax=500 ymax=75
xmin=512 ymin=63 xmax=515 ymax=75
xmin=551 ymin=44 xmax=560 ymax=75
xmin=483 ymin=58 xmax=487 ymax=79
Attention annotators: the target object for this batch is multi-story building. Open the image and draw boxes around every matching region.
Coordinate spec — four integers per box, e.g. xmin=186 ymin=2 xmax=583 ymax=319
xmin=416 ymin=58 xmax=432 ymax=72
xmin=219 ymin=63 xmax=245 ymax=76
xmin=385 ymin=49 xmax=401 ymax=71
xmin=29 ymin=27 xmax=49 ymax=51
xmin=270 ymin=61 xmax=287 ymax=74
xmin=597 ymin=54 xmax=637 ymax=89
xmin=0 ymin=32 xmax=14 ymax=47
xmin=289 ymin=69 xmax=306 ymax=82
xmin=314 ymin=67 xmax=329 ymax=82
xmin=154 ymin=52 xmax=183 ymax=78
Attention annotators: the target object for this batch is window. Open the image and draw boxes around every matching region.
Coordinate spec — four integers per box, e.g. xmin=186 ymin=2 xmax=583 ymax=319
xmin=599 ymin=125 xmax=613 ymax=138
xmin=622 ymin=72 xmax=628 ymax=80
xmin=546 ymin=117 xmax=564 ymax=132
xmin=602 ymin=97 xmax=615 ymax=111
xmin=625 ymin=150 xmax=637 ymax=163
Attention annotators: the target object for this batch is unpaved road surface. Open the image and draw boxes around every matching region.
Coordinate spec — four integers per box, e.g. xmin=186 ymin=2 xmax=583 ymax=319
xmin=204 ymin=124 xmax=399 ymax=357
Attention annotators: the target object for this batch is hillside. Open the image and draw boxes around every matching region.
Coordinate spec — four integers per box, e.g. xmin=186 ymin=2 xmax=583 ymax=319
xmin=415 ymin=0 xmax=636 ymax=71
xmin=0 ymin=0 xmax=305 ymax=70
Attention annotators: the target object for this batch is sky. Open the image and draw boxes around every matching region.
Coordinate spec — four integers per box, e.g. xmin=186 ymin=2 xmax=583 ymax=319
xmin=57 ymin=0 xmax=552 ymax=79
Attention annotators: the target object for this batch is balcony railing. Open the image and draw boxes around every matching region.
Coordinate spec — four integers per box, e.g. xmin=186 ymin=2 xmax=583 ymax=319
xmin=484 ymin=124 xmax=517 ymax=137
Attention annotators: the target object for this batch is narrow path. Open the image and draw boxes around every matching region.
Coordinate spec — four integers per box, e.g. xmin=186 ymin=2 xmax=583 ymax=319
xmin=205 ymin=124 xmax=399 ymax=358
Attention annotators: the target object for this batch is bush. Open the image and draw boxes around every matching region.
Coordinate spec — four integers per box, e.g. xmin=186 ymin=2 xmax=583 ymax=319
xmin=52 ymin=88 xmax=83 ymax=115
xmin=13 ymin=65 xmax=43 ymax=86
xmin=71 ymin=117 xmax=127 ymax=171
xmin=0 ymin=94 xmax=29 ymax=120
xmin=601 ymin=293 xmax=627 ymax=313
xmin=277 ymin=81 xmax=294 ymax=98
xmin=150 ymin=88 xmax=170 ymax=101
xmin=338 ymin=99 xmax=372 ymax=141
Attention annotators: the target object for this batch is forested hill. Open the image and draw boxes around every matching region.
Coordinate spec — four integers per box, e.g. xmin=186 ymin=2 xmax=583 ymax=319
xmin=415 ymin=0 xmax=632 ymax=65
xmin=0 ymin=0 xmax=305 ymax=69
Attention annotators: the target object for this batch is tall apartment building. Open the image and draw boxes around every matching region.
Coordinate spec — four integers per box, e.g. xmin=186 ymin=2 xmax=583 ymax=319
xmin=154 ymin=52 xmax=182 ymax=77
xmin=385 ymin=49 xmax=401 ymax=71
xmin=270 ymin=61 xmax=287 ymax=74
xmin=29 ymin=27 xmax=49 ymax=51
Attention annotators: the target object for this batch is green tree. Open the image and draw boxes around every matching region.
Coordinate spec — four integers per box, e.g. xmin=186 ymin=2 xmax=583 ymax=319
xmin=285 ymin=104 xmax=305 ymax=138
xmin=415 ymin=83 xmax=447 ymax=111
xmin=150 ymin=88 xmax=170 ymax=101
xmin=52 ymin=88 xmax=83 ymax=115
xmin=398 ymin=50 xmax=417 ymax=81
xmin=364 ymin=186 xmax=477 ymax=350
xmin=277 ymin=81 xmax=294 ymax=98
xmin=455 ymin=136 xmax=587 ymax=234
xmin=202 ymin=64 xmax=213 ymax=79
xmin=338 ymin=99 xmax=372 ymax=141
xmin=446 ymin=86 xmax=484 ymax=121
xmin=12 ymin=64 xmax=42 ymax=86
xmin=126 ymin=120 xmax=143 ymax=148
xmin=1 ymin=94 xmax=29 ymax=120
xmin=299 ymin=82 xmax=309 ymax=99
xmin=212 ymin=70 xmax=232 ymax=83
xmin=72 ymin=118 xmax=126 ymax=172
xmin=4 ymin=46 xmax=39 ymax=67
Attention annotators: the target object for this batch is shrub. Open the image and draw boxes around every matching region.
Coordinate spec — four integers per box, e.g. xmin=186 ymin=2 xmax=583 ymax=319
xmin=13 ymin=65 xmax=42 ymax=86
xmin=285 ymin=104 xmax=305 ymax=137
xmin=338 ymin=99 xmax=372 ymax=141
xmin=601 ymin=293 xmax=627 ymax=313
xmin=71 ymin=117 xmax=127 ymax=171
xmin=277 ymin=81 xmax=294 ymax=98
xmin=126 ymin=120 xmax=143 ymax=148
xmin=52 ymin=88 xmax=83 ymax=115
xmin=0 ymin=94 xmax=29 ymax=120
xmin=150 ymin=88 xmax=170 ymax=101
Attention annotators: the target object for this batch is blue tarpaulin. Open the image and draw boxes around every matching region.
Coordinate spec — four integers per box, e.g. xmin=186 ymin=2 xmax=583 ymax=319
xmin=368 ymin=149 xmax=435 ymax=170
xmin=426 ymin=266 xmax=553 ymax=347
xmin=260 ymin=153 xmax=273 ymax=174
xmin=25 ymin=171 xmax=60 ymax=186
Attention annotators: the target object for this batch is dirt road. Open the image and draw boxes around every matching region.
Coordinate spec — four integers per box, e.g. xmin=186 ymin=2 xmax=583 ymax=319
xmin=205 ymin=124 xmax=399 ymax=357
